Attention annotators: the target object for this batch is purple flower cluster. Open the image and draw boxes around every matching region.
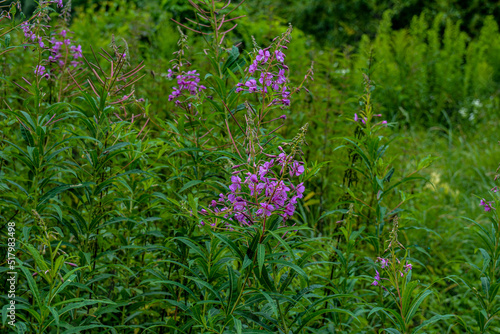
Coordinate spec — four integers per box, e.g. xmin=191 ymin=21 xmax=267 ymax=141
xmin=200 ymin=150 xmax=305 ymax=229
xmin=480 ymin=199 xmax=494 ymax=212
xmin=21 ymin=22 xmax=45 ymax=48
xmin=35 ymin=65 xmax=49 ymax=78
xmin=372 ymin=257 xmax=413 ymax=286
xmin=354 ymin=113 xmax=387 ymax=126
xmin=168 ymin=70 xmax=207 ymax=106
xmin=48 ymin=29 xmax=83 ymax=68
xmin=372 ymin=270 xmax=381 ymax=286
xmin=236 ymin=46 xmax=291 ymax=106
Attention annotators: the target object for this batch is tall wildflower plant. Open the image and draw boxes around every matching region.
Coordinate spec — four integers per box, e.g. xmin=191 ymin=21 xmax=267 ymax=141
xmin=368 ymin=217 xmax=454 ymax=333
xmin=1 ymin=1 xmax=152 ymax=332
xmin=456 ymin=166 xmax=500 ymax=333
xmin=138 ymin=1 xmax=359 ymax=332
xmin=2 ymin=0 xmax=489 ymax=333
xmin=315 ymin=69 xmax=448 ymax=332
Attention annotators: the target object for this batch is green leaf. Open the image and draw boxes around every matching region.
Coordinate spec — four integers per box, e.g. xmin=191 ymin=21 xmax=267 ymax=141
xmin=233 ymin=315 xmax=242 ymax=334
xmin=417 ymin=155 xmax=439 ymax=170
xmin=18 ymin=262 xmax=41 ymax=307
xmin=20 ymin=124 xmax=34 ymax=146
xmin=257 ymin=243 xmax=265 ymax=275
xmin=412 ymin=314 xmax=454 ymax=333
xmin=405 ymin=289 xmax=434 ymax=324
xmin=267 ymin=259 xmax=308 ymax=282
xmin=37 ymin=182 xmax=94 ymax=207
xmin=62 ymin=324 xmax=115 ymax=334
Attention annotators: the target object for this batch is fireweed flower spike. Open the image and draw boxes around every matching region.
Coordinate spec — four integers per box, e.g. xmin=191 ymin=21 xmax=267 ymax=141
xmin=377 ymin=257 xmax=389 ymax=269
xmin=372 ymin=270 xmax=381 ymax=286
xmin=168 ymin=69 xmax=206 ymax=105
xmin=480 ymin=199 xmax=495 ymax=212
xmin=35 ymin=65 xmax=49 ymax=79
xmin=235 ymin=35 xmax=292 ymax=107
xmin=200 ymin=153 xmax=306 ymax=229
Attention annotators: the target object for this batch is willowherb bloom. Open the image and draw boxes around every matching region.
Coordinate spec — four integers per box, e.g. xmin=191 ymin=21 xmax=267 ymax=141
xmin=256 ymin=49 xmax=270 ymax=63
xmin=200 ymin=152 xmax=305 ymax=229
xmin=372 ymin=255 xmax=413 ymax=291
xmin=354 ymin=112 xmax=387 ymax=126
xmin=21 ymin=21 xmax=47 ymax=50
xmin=256 ymin=202 xmax=275 ymax=217
xmin=372 ymin=270 xmax=380 ymax=286
xmin=48 ymin=29 xmax=83 ymax=69
xmin=168 ymin=69 xmax=206 ymax=105
xmin=35 ymin=65 xmax=49 ymax=78
xmin=480 ymin=199 xmax=495 ymax=212
xmin=377 ymin=257 xmax=389 ymax=269
xmin=235 ymin=41 xmax=291 ymax=107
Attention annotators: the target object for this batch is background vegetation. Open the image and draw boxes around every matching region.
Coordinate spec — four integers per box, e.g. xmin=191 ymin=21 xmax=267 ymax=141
xmin=2 ymin=0 xmax=500 ymax=333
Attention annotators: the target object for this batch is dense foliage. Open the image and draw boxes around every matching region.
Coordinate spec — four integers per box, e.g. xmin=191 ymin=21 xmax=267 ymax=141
xmin=1 ymin=0 xmax=500 ymax=333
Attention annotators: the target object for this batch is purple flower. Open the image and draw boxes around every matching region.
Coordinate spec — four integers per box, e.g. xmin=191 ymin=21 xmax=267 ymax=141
xmin=259 ymin=160 xmax=273 ymax=177
xmin=295 ymin=182 xmax=305 ymax=198
xmin=234 ymin=212 xmax=248 ymax=224
xmin=218 ymin=193 xmax=225 ymax=202
xmin=256 ymin=49 xmax=270 ymax=63
xmin=246 ymin=173 xmax=258 ymax=184
xmin=248 ymin=60 xmax=258 ymax=74
xmin=377 ymin=257 xmax=389 ymax=269
xmin=245 ymin=79 xmax=258 ymax=93
xmin=169 ymin=70 xmax=205 ymax=104
xmin=229 ymin=176 xmax=242 ymax=193
xmin=35 ymin=65 xmax=46 ymax=77
xmin=235 ymin=83 xmax=245 ymax=93
xmin=70 ymin=45 xmax=83 ymax=60
xmin=276 ymin=69 xmax=286 ymax=84
xmin=167 ymin=69 xmax=174 ymax=79
xmin=256 ymin=202 xmax=275 ymax=216
xmin=290 ymin=161 xmax=304 ymax=177
xmin=404 ymin=263 xmax=413 ymax=272
xmin=372 ymin=270 xmax=380 ymax=286
xmin=281 ymin=86 xmax=290 ymax=99
xmin=275 ymin=49 xmax=285 ymax=62
xmin=354 ymin=113 xmax=359 ymax=122
xmin=259 ymin=72 xmax=273 ymax=87
xmin=277 ymin=152 xmax=288 ymax=167
xmin=233 ymin=199 xmax=247 ymax=212
xmin=284 ymin=203 xmax=295 ymax=216
xmin=480 ymin=199 xmax=495 ymax=212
